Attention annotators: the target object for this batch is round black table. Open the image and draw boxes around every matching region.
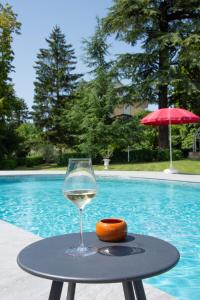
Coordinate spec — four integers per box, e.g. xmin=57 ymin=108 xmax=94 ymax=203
xmin=17 ymin=232 xmax=180 ymax=300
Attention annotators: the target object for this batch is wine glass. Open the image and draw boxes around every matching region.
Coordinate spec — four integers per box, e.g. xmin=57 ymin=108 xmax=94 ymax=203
xmin=63 ymin=158 xmax=97 ymax=256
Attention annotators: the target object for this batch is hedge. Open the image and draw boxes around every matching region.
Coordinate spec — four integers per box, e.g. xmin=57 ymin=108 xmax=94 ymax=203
xmin=0 ymin=156 xmax=44 ymax=170
xmin=111 ymin=148 xmax=183 ymax=163
xmin=24 ymin=156 xmax=44 ymax=167
xmin=0 ymin=149 xmax=184 ymax=169
xmin=56 ymin=149 xmax=184 ymax=166
xmin=56 ymin=153 xmax=88 ymax=166
xmin=0 ymin=159 xmax=18 ymax=170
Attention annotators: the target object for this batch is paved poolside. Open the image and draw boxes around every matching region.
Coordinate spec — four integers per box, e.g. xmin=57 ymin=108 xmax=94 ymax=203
xmin=0 ymin=220 xmax=177 ymax=300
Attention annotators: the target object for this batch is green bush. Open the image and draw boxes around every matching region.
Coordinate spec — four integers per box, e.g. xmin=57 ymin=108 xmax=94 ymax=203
xmin=131 ymin=149 xmax=155 ymax=162
xmin=111 ymin=148 xmax=183 ymax=163
xmin=0 ymin=156 xmax=44 ymax=169
xmin=171 ymin=149 xmax=184 ymax=160
xmin=0 ymin=159 xmax=17 ymax=170
xmin=25 ymin=156 xmax=44 ymax=167
xmin=56 ymin=153 xmax=88 ymax=166
xmin=111 ymin=149 xmax=154 ymax=163
xmin=16 ymin=157 xmax=27 ymax=166
xmin=111 ymin=150 xmax=129 ymax=163
xmin=156 ymin=149 xmax=183 ymax=161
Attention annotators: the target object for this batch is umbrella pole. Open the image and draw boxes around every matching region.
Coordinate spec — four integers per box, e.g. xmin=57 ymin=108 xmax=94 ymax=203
xmin=164 ymin=107 xmax=177 ymax=173
xmin=165 ymin=118 xmax=178 ymax=174
xmin=169 ymin=123 xmax=173 ymax=170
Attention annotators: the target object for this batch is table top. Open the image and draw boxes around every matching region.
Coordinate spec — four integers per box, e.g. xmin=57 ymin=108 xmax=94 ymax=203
xmin=17 ymin=232 xmax=180 ymax=284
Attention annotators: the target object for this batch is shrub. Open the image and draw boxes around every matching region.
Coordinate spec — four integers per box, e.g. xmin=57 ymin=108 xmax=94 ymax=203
xmin=155 ymin=149 xmax=183 ymax=161
xmin=16 ymin=157 xmax=27 ymax=166
xmin=110 ymin=148 xmax=183 ymax=164
xmin=171 ymin=149 xmax=184 ymax=160
xmin=56 ymin=153 xmax=88 ymax=166
xmin=0 ymin=159 xmax=17 ymax=170
xmin=25 ymin=156 xmax=44 ymax=167
xmin=41 ymin=143 xmax=56 ymax=163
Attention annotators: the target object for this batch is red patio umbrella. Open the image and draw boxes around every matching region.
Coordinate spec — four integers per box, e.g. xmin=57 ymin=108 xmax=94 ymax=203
xmin=141 ymin=108 xmax=200 ymax=173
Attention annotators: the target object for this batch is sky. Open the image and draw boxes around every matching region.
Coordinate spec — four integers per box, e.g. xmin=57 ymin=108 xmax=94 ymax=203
xmin=2 ymin=0 xmax=137 ymax=109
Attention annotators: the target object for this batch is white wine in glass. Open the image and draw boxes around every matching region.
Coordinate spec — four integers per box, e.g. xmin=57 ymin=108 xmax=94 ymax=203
xmin=63 ymin=158 xmax=97 ymax=256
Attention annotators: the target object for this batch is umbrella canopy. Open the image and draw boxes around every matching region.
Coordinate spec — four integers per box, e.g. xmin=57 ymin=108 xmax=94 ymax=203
xmin=141 ymin=108 xmax=200 ymax=126
xmin=140 ymin=108 xmax=200 ymax=174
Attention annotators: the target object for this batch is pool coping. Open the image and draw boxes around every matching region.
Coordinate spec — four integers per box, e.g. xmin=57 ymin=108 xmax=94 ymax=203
xmin=0 ymin=170 xmax=200 ymax=183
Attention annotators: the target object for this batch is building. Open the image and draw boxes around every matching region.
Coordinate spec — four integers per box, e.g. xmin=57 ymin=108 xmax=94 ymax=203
xmin=111 ymin=80 xmax=148 ymax=119
xmin=112 ymin=102 xmax=148 ymax=119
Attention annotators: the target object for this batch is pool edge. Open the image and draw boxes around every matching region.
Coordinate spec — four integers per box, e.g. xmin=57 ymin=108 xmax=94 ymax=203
xmin=0 ymin=170 xmax=200 ymax=183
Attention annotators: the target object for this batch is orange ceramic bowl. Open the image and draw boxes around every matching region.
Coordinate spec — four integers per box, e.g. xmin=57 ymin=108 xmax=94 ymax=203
xmin=96 ymin=218 xmax=127 ymax=242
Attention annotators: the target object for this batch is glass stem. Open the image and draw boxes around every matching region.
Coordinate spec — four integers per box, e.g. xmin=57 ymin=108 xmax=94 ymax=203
xmin=79 ymin=208 xmax=84 ymax=248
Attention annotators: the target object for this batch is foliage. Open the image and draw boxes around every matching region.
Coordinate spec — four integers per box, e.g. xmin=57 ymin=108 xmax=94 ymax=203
xmin=40 ymin=143 xmax=56 ymax=163
xmin=24 ymin=156 xmax=44 ymax=167
xmin=0 ymin=3 xmax=20 ymax=94
xmin=16 ymin=123 xmax=42 ymax=156
xmin=99 ymin=145 xmax=115 ymax=159
xmin=0 ymin=3 xmax=29 ymax=162
xmin=172 ymin=30 xmax=200 ymax=115
xmin=123 ymin=110 xmax=158 ymax=150
xmin=0 ymin=123 xmax=21 ymax=158
xmin=0 ymin=155 xmax=45 ymax=169
xmin=56 ymin=152 xmax=88 ymax=167
xmin=172 ymin=123 xmax=199 ymax=152
xmin=0 ymin=158 xmax=17 ymax=170
xmin=32 ymin=26 xmax=82 ymax=148
xmin=110 ymin=148 xmax=183 ymax=163
xmin=0 ymin=3 xmax=21 ymax=119
xmin=69 ymin=21 xmax=121 ymax=158
xmin=102 ymin=0 xmax=200 ymax=147
xmin=70 ymin=81 xmax=118 ymax=158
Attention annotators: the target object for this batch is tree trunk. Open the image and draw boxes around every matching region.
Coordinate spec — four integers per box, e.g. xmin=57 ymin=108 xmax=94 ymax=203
xmin=158 ymin=2 xmax=169 ymax=149
xmin=158 ymin=84 xmax=169 ymax=148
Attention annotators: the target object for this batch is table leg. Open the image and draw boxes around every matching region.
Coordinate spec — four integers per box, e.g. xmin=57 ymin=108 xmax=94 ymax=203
xmin=122 ymin=281 xmax=136 ymax=300
xmin=132 ymin=280 xmax=146 ymax=300
xmin=67 ymin=282 xmax=76 ymax=300
xmin=48 ymin=281 xmax=63 ymax=300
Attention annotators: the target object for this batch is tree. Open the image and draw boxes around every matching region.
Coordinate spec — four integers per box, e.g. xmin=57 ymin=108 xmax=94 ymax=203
xmin=69 ymin=21 xmax=121 ymax=158
xmin=172 ymin=29 xmax=200 ymax=115
xmin=16 ymin=123 xmax=42 ymax=157
xmin=102 ymin=0 xmax=200 ymax=147
xmin=32 ymin=26 xmax=82 ymax=149
xmin=0 ymin=3 xmax=21 ymax=115
xmin=0 ymin=4 xmax=28 ymax=161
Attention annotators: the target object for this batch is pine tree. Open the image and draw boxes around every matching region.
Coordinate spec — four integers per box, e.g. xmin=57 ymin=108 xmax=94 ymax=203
xmin=32 ymin=26 xmax=82 ymax=147
xmin=103 ymin=0 xmax=200 ymax=147
xmin=69 ymin=20 xmax=121 ymax=158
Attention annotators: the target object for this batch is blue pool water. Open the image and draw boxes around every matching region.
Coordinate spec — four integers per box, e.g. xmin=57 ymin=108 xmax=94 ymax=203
xmin=0 ymin=175 xmax=200 ymax=299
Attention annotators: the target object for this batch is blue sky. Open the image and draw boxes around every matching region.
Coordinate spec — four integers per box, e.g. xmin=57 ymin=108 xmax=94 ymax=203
xmin=2 ymin=0 xmax=137 ymax=109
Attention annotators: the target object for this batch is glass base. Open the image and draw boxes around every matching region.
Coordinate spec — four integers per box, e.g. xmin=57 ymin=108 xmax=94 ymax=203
xmin=65 ymin=245 xmax=97 ymax=257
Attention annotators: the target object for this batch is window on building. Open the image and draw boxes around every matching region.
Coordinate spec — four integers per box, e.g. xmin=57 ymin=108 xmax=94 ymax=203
xmin=123 ymin=104 xmax=132 ymax=115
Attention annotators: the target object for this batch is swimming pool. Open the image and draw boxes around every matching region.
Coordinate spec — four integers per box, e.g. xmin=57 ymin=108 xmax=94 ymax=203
xmin=0 ymin=175 xmax=199 ymax=299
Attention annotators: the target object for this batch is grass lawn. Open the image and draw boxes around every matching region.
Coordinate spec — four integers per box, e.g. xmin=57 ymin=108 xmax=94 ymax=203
xmin=95 ymin=160 xmax=200 ymax=173
xmin=15 ymin=159 xmax=200 ymax=174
